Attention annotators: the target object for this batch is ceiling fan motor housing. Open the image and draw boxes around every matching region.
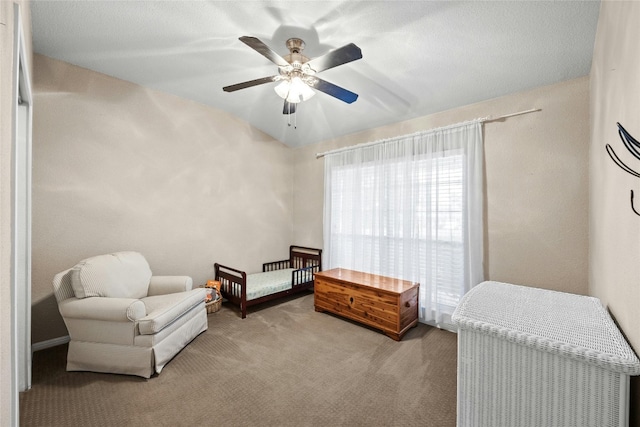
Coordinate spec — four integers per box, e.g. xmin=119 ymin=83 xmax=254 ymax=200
xmin=286 ymin=38 xmax=305 ymax=54
xmin=283 ymin=38 xmax=311 ymax=73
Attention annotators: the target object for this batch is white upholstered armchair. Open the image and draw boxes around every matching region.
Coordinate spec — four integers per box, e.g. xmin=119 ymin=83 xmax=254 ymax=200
xmin=52 ymin=251 xmax=208 ymax=378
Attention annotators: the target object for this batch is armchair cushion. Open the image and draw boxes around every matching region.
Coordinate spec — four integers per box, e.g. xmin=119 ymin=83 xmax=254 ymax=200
xmin=70 ymin=251 xmax=152 ymax=299
xmin=138 ymin=288 xmax=207 ymax=335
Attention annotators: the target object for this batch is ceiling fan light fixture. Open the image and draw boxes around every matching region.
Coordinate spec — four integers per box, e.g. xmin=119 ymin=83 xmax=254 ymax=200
xmin=274 ymin=80 xmax=290 ymax=100
xmin=274 ymin=77 xmax=315 ymax=104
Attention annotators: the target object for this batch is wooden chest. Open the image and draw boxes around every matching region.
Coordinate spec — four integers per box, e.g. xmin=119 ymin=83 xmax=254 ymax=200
xmin=314 ymin=268 xmax=419 ymax=341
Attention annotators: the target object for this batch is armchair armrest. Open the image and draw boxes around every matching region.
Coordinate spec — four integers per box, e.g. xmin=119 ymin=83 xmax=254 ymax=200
xmin=58 ymin=297 xmax=146 ymax=321
xmin=148 ymin=276 xmax=193 ymax=295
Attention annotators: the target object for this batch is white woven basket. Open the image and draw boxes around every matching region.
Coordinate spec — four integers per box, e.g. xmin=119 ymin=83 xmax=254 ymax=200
xmin=452 ymin=281 xmax=640 ymax=427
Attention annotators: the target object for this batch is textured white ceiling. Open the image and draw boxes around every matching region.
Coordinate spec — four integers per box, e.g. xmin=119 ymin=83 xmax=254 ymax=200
xmin=30 ymin=1 xmax=601 ymax=147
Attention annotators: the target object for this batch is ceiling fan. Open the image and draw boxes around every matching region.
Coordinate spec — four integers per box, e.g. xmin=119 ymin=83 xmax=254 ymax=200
xmin=223 ymin=36 xmax=362 ymax=115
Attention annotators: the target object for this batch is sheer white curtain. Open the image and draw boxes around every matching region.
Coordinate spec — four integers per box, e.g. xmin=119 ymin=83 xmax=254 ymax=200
xmin=323 ymin=120 xmax=484 ymax=330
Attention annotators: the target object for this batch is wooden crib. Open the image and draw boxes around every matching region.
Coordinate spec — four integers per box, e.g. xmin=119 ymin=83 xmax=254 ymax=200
xmin=214 ymin=245 xmax=322 ymax=318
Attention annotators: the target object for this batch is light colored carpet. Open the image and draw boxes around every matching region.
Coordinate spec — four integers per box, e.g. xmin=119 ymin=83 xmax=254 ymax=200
xmin=20 ymin=293 xmax=458 ymax=426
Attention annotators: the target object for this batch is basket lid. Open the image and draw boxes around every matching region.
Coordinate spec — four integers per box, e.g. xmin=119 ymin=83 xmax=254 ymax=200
xmin=452 ymin=281 xmax=640 ymax=375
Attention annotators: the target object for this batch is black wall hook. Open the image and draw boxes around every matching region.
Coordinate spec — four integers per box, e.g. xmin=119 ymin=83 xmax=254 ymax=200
xmin=605 ymin=123 xmax=640 ymax=217
xmin=632 ymin=190 xmax=640 ymax=216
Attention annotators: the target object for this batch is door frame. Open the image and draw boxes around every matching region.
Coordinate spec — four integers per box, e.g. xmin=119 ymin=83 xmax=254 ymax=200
xmin=11 ymin=2 xmax=33 ymax=424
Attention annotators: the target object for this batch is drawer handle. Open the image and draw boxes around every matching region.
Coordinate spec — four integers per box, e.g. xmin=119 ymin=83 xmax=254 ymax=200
xmin=405 ymin=301 xmax=411 ymax=308
xmin=350 ymin=297 xmax=354 ymax=304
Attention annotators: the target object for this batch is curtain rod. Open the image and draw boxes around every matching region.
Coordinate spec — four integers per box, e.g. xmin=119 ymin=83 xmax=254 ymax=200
xmin=479 ymin=108 xmax=541 ymax=123
xmin=315 ymin=108 xmax=541 ymax=159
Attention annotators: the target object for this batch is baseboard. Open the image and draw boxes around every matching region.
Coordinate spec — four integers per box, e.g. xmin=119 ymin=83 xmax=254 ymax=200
xmin=32 ymin=335 xmax=70 ymax=352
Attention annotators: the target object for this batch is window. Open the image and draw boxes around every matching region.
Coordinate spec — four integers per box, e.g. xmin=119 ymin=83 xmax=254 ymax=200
xmin=323 ymin=122 xmax=483 ymax=329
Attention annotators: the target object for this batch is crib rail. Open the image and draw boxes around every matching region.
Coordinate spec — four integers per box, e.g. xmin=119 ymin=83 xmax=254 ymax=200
xmin=263 ymin=246 xmax=323 ymax=272
xmin=214 ymin=263 xmax=246 ymax=307
xmin=292 ymin=264 xmax=320 ymax=287
xmin=263 ymin=259 xmax=290 ymax=272
xmin=290 ymin=245 xmax=323 ymax=270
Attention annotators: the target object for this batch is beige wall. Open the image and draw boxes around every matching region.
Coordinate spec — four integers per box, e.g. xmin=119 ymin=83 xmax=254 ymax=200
xmin=294 ymin=77 xmax=590 ymax=296
xmin=590 ymin=1 xmax=640 ymax=357
xmin=32 ymin=55 xmax=294 ymax=343
xmin=590 ymin=3 xmax=640 ymax=421
xmin=1 ymin=0 xmax=32 ymax=424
